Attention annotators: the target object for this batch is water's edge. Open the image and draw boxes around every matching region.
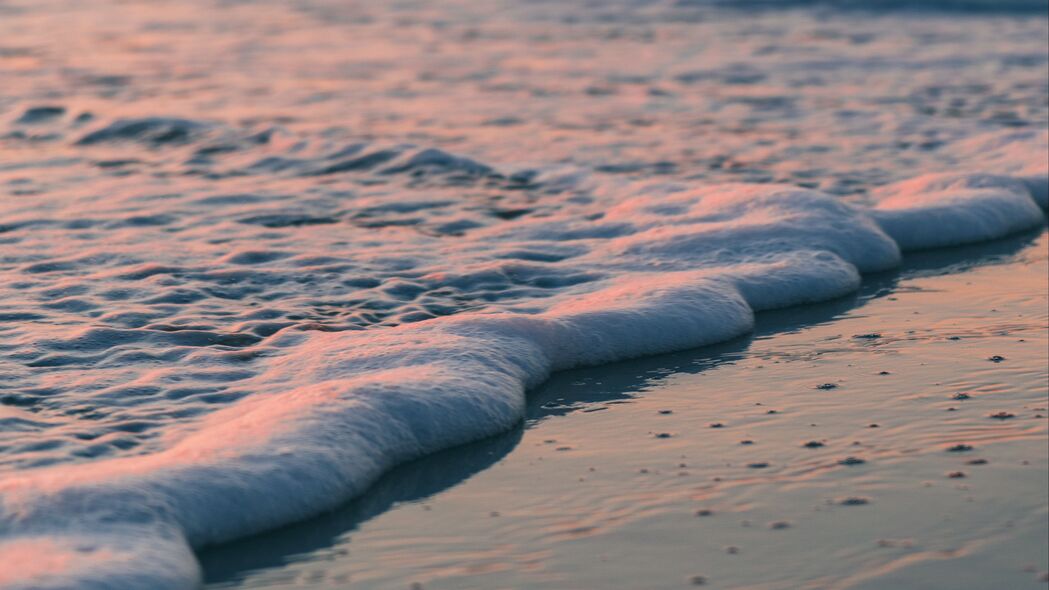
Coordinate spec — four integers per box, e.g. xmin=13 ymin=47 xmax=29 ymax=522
xmin=197 ymin=223 xmax=1047 ymax=587
xmin=1 ymin=168 xmax=1047 ymax=590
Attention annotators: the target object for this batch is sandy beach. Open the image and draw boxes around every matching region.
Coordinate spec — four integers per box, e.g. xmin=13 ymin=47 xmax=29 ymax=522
xmin=0 ymin=1 xmax=1045 ymax=588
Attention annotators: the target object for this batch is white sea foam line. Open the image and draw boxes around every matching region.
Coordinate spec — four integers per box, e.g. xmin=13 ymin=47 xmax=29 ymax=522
xmin=0 ymin=135 xmax=1046 ymax=589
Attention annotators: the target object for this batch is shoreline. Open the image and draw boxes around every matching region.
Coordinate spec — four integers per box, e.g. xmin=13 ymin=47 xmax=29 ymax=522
xmin=2 ymin=176 xmax=1046 ymax=589
xmin=200 ymin=225 xmax=1049 ymax=589
xmin=0 ymin=3 xmax=1046 ymax=586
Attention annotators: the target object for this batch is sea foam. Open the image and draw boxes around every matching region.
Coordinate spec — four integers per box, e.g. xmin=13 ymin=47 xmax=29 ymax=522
xmin=1 ymin=128 xmax=1046 ymax=589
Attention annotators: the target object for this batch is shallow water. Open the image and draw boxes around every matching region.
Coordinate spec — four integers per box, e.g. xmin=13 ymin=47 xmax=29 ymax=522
xmin=0 ymin=1 xmax=1046 ymax=588
xmin=1 ymin=0 xmax=1046 ymax=469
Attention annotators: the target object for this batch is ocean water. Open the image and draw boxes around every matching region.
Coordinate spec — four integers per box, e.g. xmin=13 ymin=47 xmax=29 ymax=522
xmin=0 ymin=1 xmax=1046 ymax=588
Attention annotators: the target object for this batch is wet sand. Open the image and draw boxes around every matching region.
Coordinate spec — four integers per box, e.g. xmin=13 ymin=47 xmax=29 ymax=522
xmin=199 ymin=228 xmax=1048 ymax=589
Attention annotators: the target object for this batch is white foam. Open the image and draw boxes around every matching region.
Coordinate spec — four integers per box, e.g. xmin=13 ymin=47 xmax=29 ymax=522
xmin=1 ymin=133 xmax=1047 ymax=588
xmin=0 ymin=533 xmax=198 ymax=590
xmin=871 ymin=173 xmax=1046 ymax=250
